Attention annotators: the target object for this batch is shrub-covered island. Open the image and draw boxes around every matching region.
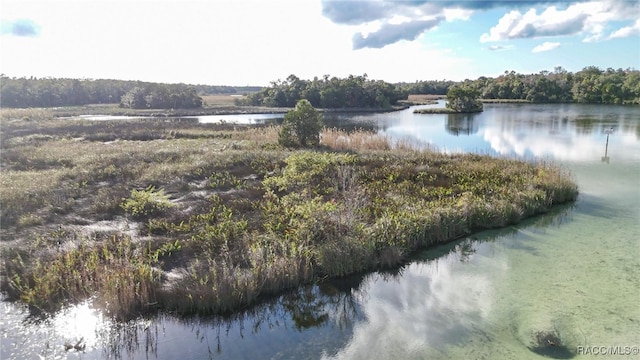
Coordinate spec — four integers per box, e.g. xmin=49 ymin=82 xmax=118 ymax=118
xmin=414 ymin=85 xmax=484 ymax=114
xmin=0 ymin=107 xmax=578 ymax=319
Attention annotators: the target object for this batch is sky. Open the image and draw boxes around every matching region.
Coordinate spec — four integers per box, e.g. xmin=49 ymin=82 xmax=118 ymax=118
xmin=1 ymin=0 xmax=639 ymax=86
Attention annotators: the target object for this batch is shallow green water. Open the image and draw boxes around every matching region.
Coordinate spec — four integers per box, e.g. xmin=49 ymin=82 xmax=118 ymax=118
xmin=1 ymin=103 xmax=638 ymax=359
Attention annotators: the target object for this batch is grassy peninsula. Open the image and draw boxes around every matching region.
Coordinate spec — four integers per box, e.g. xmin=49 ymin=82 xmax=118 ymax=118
xmin=0 ymin=109 xmax=578 ymax=319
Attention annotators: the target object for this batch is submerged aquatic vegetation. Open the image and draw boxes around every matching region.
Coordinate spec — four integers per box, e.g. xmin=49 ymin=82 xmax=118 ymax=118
xmin=0 ymin=117 xmax=578 ymax=318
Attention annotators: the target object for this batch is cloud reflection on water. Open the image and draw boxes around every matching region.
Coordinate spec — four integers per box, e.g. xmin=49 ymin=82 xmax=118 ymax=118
xmin=378 ymin=104 xmax=640 ymax=163
xmin=325 ymin=242 xmax=504 ymax=360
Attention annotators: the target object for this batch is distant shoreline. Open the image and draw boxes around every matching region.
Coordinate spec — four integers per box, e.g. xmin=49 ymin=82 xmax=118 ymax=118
xmin=413 ymin=108 xmax=483 ymax=114
xmin=25 ymin=104 xmax=410 ymax=118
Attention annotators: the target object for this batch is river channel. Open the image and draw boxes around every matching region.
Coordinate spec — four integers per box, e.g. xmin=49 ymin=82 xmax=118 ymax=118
xmin=1 ymin=103 xmax=639 ymax=359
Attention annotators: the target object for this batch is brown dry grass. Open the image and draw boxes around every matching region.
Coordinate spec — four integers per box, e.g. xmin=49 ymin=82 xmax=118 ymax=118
xmin=321 ymin=128 xmax=391 ymax=151
xmin=201 ymin=94 xmax=245 ymax=107
xmin=408 ymin=94 xmax=446 ymax=101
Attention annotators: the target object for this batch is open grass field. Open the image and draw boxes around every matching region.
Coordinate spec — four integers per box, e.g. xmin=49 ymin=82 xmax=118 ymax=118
xmin=0 ymin=109 xmax=578 ymax=319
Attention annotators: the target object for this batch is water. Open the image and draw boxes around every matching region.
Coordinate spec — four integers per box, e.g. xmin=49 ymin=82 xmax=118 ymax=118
xmin=66 ymin=113 xmax=284 ymax=123
xmin=2 ymin=103 xmax=639 ymax=359
xmin=185 ymin=113 xmax=283 ymax=124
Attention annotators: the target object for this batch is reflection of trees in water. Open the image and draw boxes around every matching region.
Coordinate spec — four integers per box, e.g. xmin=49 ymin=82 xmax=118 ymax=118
xmin=575 ymin=116 xmax=596 ymax=134
xmin=283 ymin=276 xmax=368 ymax=331
xmin=323 ymin=115 xmax=379 ymax=133
xmin=445 ymin=114 xmax=479 ymax=136
xmin=94 ymin=274 xmax=367 ymax=358
xmin=97 ymin=319 xmax=159 ymax=360
xmin=283 ymin=287 xmax=331 ymax=330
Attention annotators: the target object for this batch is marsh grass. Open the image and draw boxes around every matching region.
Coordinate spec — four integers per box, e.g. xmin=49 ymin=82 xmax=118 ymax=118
xmin=321 ymin=128 xmax=391 ymax=151
xmin=7 ymin=234 xmax=159 ymax=320
xmin=0 ymin=108 xmax=54 ymax=122
xmin=0 ymin=116 xmax=578 ymax=319
xmin=399 ymin=94 xmax=444 ymax=105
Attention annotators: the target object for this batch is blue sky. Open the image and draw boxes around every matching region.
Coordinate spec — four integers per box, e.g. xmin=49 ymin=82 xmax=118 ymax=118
xmin=1 ymin=0 xmax=638 ymax=86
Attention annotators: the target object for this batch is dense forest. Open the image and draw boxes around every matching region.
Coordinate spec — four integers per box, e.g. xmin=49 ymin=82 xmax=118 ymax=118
xmin=237 ymin=74 xmax=407 ymax=108
xmin=192 ymin=84 xmax=262 ymax=95
xmin=396 ymin=79 xmax=455 ymax=96
xmin=238 ymin=67 xmax=640 ymax=107
xmin=0 ymin=76 xmax=255 ymax=109
xmin=1 ymin=66 xmax=639 ymax=108
xmin=401 ymin=66 xmax=640 ymax=104
xmin=119 ymin=85 xmax=202 ymax=109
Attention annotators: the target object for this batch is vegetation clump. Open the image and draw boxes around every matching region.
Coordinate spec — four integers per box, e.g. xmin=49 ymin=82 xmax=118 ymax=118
xmin=0 ymin=112 xmax=578 ymax=319
xmin=413 ymin=85 xmax=483 ymax=114
xmin=446 ymin=85 xmax=483 ymax=113
xmin=120 ymin=85 xmax=202 ymax=109
xmin=238 ymin=74 xmax=406 ymax=109
xmin=529 ymin=330 xmax=575 ymax=359
xmin=121 ymin=186 xmax=175 ymax=220
xmin=278 ymin=99 xmax=324 ymax=147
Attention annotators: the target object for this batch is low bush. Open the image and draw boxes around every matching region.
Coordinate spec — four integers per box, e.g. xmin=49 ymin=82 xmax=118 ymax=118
xmin=121 ymin=186 xmax=174 ymax=220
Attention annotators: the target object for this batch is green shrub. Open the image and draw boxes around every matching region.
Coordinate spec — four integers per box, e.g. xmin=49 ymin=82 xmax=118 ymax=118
xmin=279 ymin=99 xmax=323 ymax=147
xmin=17 ymin=213 xmax=44 ymax=228
xmin=121 ymin=186 xmax=174 ymax=220
xmin=263 ymin=151 xmax=356 ymax=195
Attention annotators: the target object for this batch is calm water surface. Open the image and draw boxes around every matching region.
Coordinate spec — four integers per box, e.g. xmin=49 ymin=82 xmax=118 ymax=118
xmin=186 ymin=113 xmax=284 ymax=124
xmin=2 ymin=103 xmax=639 ymax=359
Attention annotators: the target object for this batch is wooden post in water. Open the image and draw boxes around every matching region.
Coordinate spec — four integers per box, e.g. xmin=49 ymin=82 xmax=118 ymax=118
xmin=602 ymin=128 xmax=613 ymax=163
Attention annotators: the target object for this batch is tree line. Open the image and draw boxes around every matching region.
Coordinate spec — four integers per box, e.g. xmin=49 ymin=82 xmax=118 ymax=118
xmin=0 ymin=76 xmax=254 ymax=109
xmin=237 ymin=74 xmax=407 ymax=109
xmin=192 ymin=84 xmax=263 ymax=95
xmin=119 ymin=85 xmax=202 ymax=109
xmin=1 ymin=66 xmax=638 ymax=109
xmin=401 ymin=66 xmax=640 ymax=104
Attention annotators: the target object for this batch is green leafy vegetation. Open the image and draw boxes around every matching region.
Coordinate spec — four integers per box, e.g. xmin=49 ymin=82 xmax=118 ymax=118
xmin=238 ymin=74 xmax=407 ymax=109
xmin=121 ymin=186 xmax=175 ymax=220
xmin=0 ymin=76 xmax=250 ymax=108
xmin=0 ymin=112 xmax=578 ymax=319
xmin=2 ymin=66 xmax=637 ymax=111
xmin=445 ymin=85 xmax=483 ymax=113
xmin=402 ymin=66 xmax=640 ymax=104
xmin=278 ymin=99 xmax=324 ymax=147
xmin=119 ymin=84 xmax=202 ymax=109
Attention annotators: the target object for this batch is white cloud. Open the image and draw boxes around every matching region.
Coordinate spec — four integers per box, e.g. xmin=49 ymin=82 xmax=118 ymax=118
xmin=2 ymin=0 xmax=637 ymax=85
xmin=443 ymin=8 xmax=474 ymax=22
xmin=480 ymin=6 xmax=588 ymax=42
xmin=532 ymin=41 xmax=560 ymax=53
xmin=609 ymin=19 xmax=640 ymax=39
xmin=480 ymin=1 xmax=640 ymax=43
